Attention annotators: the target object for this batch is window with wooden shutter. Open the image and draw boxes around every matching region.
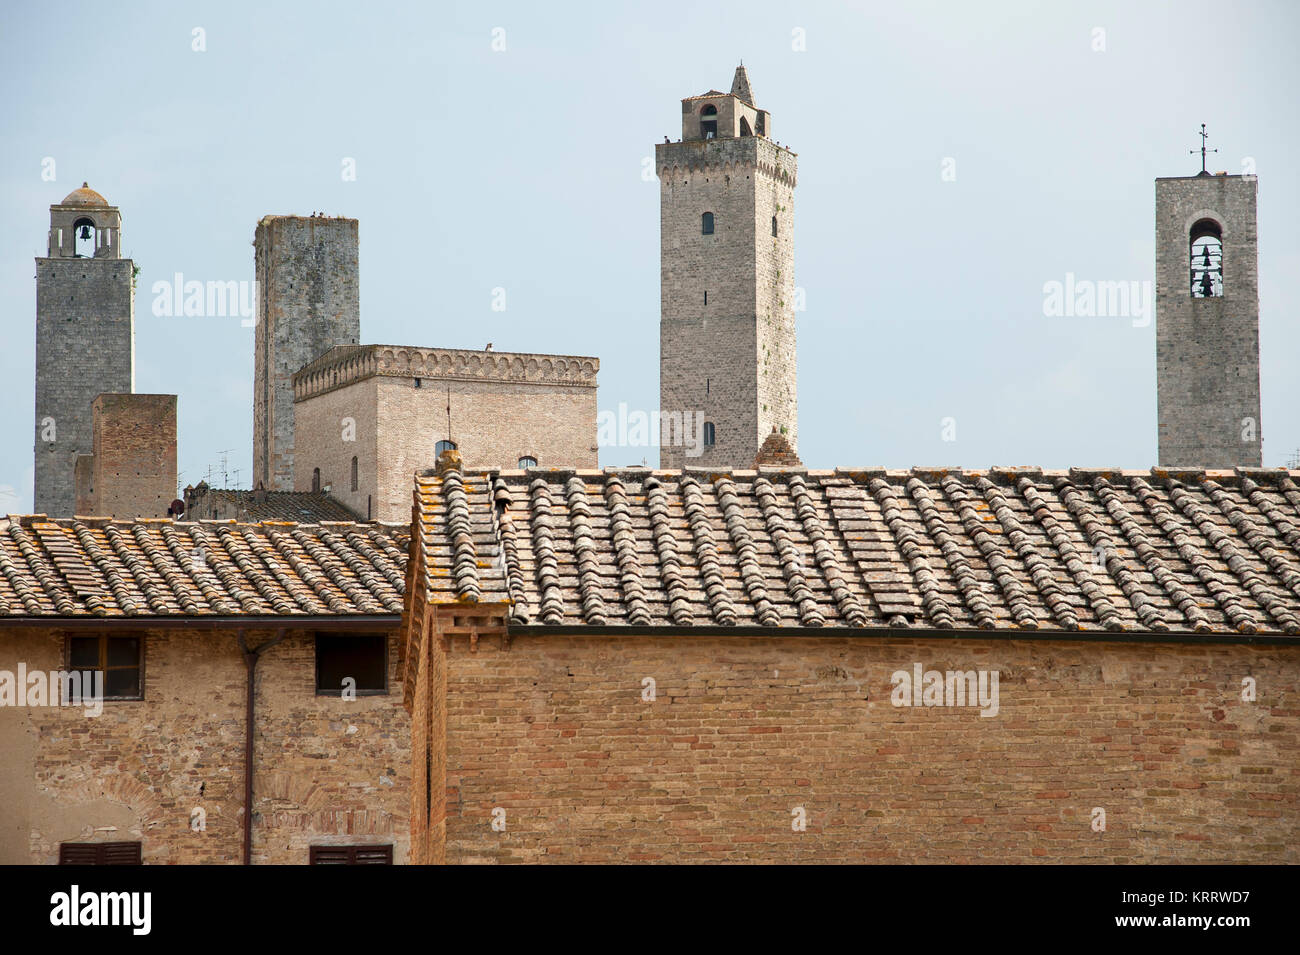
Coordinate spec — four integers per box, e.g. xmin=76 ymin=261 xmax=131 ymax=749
xmin=66 ymin=634 xmax=144 ymax=700
xmin=309 ymin=845 xmax=393 ymax=865
xmin=59 ymin=842 xmax=142 ymax=865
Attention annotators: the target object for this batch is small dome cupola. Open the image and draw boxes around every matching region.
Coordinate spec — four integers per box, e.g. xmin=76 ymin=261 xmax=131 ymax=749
xmin=61 ymin=182 xmax=110 ymax=207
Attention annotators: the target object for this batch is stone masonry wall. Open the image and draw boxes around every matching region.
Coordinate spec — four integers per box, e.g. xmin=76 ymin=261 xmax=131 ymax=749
xmin=0 ymin=628 xmax=408 ymax=864
xmin=658 ymin=136 xmax=797 ymax=469
xmin=293 ymin=346 xmax=598 ymax=522
xmin=253 ymin=216 xmax=360 ymax=492
xmin=425 ymin=631 xmax=1298 ymax=863
xmin=1156 ymin=175 xmax=1261 ymax=468
xmin=34 ymin=258 xmax=134 ymax=516
xmin=91 ymin=393 xmax=177 ymax=518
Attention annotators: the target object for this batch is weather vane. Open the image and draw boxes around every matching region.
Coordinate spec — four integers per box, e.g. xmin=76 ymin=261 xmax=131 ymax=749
xmin=1190 ymin=123 xmax=1218 ymax=175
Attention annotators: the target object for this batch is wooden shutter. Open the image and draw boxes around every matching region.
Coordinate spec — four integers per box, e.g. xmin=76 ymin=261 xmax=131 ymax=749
xmin=59 ymin=841 xmax=142 ymax=865
xmin=309 ymin=844 xmax=393 ymax=865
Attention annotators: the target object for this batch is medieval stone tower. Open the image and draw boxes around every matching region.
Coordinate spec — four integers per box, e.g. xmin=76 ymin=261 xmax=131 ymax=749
xmin=34 ymin=184 xmax=135 ymax=516
xmin=253 ymin=215 xmax=360 ymax=491
xmin=657 ymin=65 xmax=798 ymax=468
xmin=1156 ymin=165 xmax=1261 ymax=467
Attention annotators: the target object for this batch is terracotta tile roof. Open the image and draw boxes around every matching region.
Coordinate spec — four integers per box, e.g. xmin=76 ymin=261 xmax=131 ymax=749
xmin=412 ymin=464 xmax=1300 ymax=636
xmin=183 ymin=486 xmax=359 ymax=523
xmin=0 ymin=516 xmax=409 ymax=618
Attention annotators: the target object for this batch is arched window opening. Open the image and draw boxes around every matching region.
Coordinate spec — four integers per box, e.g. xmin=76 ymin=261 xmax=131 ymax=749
xmin=701 ymin=212 xmax=714 ymax=235
xmin=703 ymin=421 xmax=716 ymax=447
xmin=700 ymin=104 xmax=718 ymax=139
xmin=518 ymin=456 xmax=538 ymax=468
xmin=435 ymin=439 xmax=457 ymax=456
xmin=73 ymin=217 xmax=95 ymax=258
xmin=771 ymin=215 xmax=778 ymax=237
xmin=1190 ymin=219 xmax=1223 ymax=298
xmin=312 ymin=468 xmax=321 ymax=493
xmin=350 ymin=456 xmax=358 ymax=492
xmin=739 ymin=116 xmax=753 ymax=137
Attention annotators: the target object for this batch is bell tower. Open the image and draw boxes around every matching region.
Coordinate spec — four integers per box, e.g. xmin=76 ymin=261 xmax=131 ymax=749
xmin=1155 ymin=127 xmax=1262 ymax=467
xmin=34 ymin=183 xmax=135 ymax=516
xmin=656 ymin=65 xmax=798 ymax=468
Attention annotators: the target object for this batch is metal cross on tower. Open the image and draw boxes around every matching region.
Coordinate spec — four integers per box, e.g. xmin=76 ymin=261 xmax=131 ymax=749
xmin=1190 ymin=123 xmax=1218 ymax=175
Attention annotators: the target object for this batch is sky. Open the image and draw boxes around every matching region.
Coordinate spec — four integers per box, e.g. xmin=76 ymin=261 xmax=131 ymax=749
xmin=1 ymin=0 xmax=1297 ymax=512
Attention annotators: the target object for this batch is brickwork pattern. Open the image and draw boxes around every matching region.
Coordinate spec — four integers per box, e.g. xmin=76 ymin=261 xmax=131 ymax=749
xmin=1156 ymin=175 xmax=1261 ymax=467
xmin=421 ymin=629 xmax=1298 ymax=863
xmin=90 ymin=394 xmax=177 ymax=519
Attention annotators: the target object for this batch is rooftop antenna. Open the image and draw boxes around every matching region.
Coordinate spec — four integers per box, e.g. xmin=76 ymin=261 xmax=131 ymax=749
xmin=1190 ymin=123 xmax=1218 ymax=175
xmin=446 ymin=386 xmax=453 ymax=446
xmin=217 ymin=449 xmax=234 ymax=487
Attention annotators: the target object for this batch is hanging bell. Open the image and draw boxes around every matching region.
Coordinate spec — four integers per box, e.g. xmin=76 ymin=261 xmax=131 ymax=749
xmin=1199 ymin=271 xmax=1215 ymax=297
xmin=78 ymin=224 xmax=92 ymax=241
xmin=1202 ymin=246 xmax=1212 ymax=267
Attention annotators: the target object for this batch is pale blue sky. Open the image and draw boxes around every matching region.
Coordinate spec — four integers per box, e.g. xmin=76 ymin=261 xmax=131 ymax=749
xmin=2 ymin=0 xmax=1297 ymax=511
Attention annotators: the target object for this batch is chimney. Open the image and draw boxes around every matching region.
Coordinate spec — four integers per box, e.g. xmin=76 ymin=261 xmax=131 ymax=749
xmin=753 ymin=427 xmax=803 ymax=468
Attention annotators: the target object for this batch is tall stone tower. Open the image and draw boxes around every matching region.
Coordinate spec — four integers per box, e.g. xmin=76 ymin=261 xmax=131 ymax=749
xmin=253 ymin=215 xmax=360 ymax=491
xmin=657 ymin=65 xmax=798 ymax=468
xmin=1156 ymin=167 xmax=1261 ymax=467
xmin=34 ymin=184 xmax=135 ymax=516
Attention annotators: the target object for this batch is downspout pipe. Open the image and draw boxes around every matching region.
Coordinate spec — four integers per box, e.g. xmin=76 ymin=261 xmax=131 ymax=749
xmin=237 ymin=629 xmax=284 ymax=866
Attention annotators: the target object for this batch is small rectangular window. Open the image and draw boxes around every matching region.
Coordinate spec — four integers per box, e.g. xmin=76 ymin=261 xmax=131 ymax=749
xmin=59 ymin=842 xmax=142 ymax=865
xmin=315 ymin=634 xmax=388 ymax=696
xmin=67 ymin=635 xmax=143 ymax=700
xmin=309 ymin=845 xmax=393 ymax=865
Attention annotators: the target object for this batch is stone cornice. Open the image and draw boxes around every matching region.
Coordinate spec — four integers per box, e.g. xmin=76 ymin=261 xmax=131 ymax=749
xmin=294 ymin=344 xmax=599 ymax=402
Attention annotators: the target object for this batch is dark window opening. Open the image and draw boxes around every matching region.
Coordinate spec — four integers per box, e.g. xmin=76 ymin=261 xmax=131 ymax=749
xmin=700 ymin=104 xmax=717 ymax=139
xmin=703 ymin=290 xmax=708 ymax=305
xmin=701 ymin=212 xmax=714 ymax=235
xmin=518 ymin=456 xmax=538 ymax=468
xmin=73 ymin=217 xmax=95 ymax=258
xmin=703 ymin=421 xmax=716 ymax=447
xmin=68 ymin=635 xmax=142 ymax=700
xmin=414 ymin=377 xmax=421 ymax=388
xmin=309 ymin=845 xmax=393 ymax=865
xmin=435 ymin=439 xmax=456 ymax=456
xmin=315 ymin=634 xmax=388 ymax=696
xmin=740 ymin=116 xmax=753 ymax=137
xmin=59 ymin=842 xmax=142 ymax=865
xmin=312 ymin=467 xmax=321 ymax=493
xmin=350 ymin=456 xmax=358 ymax=492
xmin=772 ymin=215 xmax=778 ymax=237
xmin=1190 ymin=218 xmax=1223 ymax=298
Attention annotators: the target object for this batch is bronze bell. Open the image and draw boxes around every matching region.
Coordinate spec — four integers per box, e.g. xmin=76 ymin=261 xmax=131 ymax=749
xmin=1202 ymin=246 xmax=1212 ymax=267
xmin=78 ymin=224 xmax=92 ymax=241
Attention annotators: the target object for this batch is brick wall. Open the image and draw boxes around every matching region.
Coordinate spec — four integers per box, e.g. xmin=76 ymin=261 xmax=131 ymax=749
xmin=1155 ymin=175 xmax=1261 ymax=467
xmin=0 ymin=627 xmax=408 ymax=864
xmin=90 ymin=393 xmax=177 ymax=518
xmin=414 ymin=627 xmax=1298 ymax=863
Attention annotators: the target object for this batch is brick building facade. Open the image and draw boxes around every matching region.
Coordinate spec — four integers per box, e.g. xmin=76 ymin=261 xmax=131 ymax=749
xmin=403 ymin=459 xmax=1300 ymax=863
xmin=0 ymin=516 xmax=409 ymax=864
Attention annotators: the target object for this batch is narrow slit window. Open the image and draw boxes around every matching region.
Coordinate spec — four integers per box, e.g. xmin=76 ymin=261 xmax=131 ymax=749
xmin=312 ymin=467 xmax=321 ymax=493
xmin=703 ymin=421 xmax=716 ymax=447
xmin=350 ymin=456 xmax=358 ymax=492
xmin=701 ymin=212 xmax=714 ymax=235
xmin=772 ymin=215 xmax=778 ymax=237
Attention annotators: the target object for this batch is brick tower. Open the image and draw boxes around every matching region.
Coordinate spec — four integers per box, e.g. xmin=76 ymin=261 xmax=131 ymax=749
xmin=657 ymin=65 xmax=798 ymax=468
xmin=253 ymin=215 xmax=360 ymax=491
xmin=34 ymin=184 xmax=135 ymax=516
xmin=1156 ymin=156 xmax=1261 ymax=466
